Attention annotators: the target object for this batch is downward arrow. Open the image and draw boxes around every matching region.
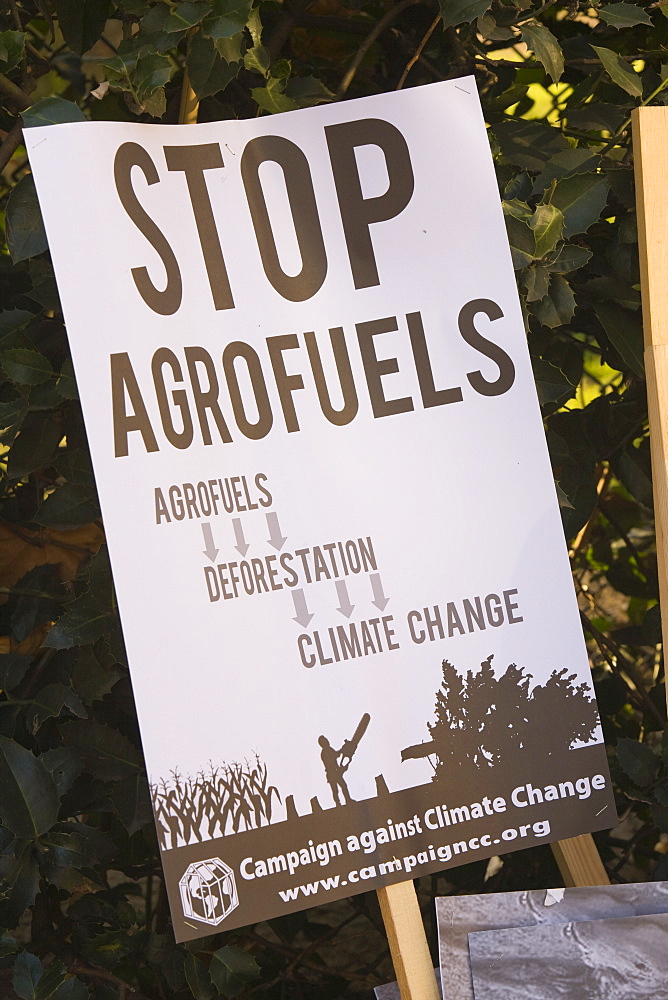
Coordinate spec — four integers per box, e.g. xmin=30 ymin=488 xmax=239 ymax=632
xmin=201 ymin=523 xmax=219 ymax=562
xmin=292 ymin=589 xmax=314 ymax=628
xmin=266 ymin=512 xmax=287 ymax=550
xmin=370 ymin=573 xmax=389 ymax=611
xmin=335 ymin=579 xmax=355 ymax=618
xmin=232 ymin=518 xmax=249 ymax=557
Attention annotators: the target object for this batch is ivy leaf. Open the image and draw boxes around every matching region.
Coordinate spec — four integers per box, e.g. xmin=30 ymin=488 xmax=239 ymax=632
xmin=188 ymin=33 xmax=239 ymax=99
xmin=617 ymin=736 xmax=659 ymax=786
xmin=209 ymin=946 xmax=261 ymax=998
xmin=41 ymin=748 xmax=83 ymax=797
xmin=532 ymin=358 xmax=574 ymax=406
xmin=109 ymin=774 xmax=152 ymax=835
xmin=477 ymin=11 xmax=514 ymax=40
xmin=2 ymin=349 xmax=53 ymax=386
xmin=40 ymin=823 xmax=115 ymax=872
xmin=567 ymin=104 xmax=626 ymax=133
xmin=7 ymin=413 xmax=63 ymax=480
xmin=138 ymin=5 xmax=173 ymax=52
xmin=599 ymin=3 xmax=654 ymax=27
xmin=652 ymin=803 xmax=668 ymax=832
xmin=56 ymin=359 xmax=79 ymax=400
xmin=242 ymin=7 xmax=269 ymax=75
xmin=12 ymin=953 xmax=43 ymax=1000
xmin=0 ymin=309 xmax=34 ymax=349
xmin=0 ymin=738 xmax=60 ymax=840
xmin=0 ymin=932 xmax=19 ymax=957
xmin=164 ymin=2 xmax=212 ymax=32
xmin=185 ymin=955 xmax=215 ymax=1000
xmin=202 ymin=0 xmax=252 ymax=38
xmin=213 ymin=33 xmax=244 ymax=61
xmin=252 ymin=77 xmax=297 ymax=114
xmin=555 ymin=482 xmax=574 ymax=508
xmin=103 ymin=39 xmax=144 ymax=86
xmin=591 ymin=44 xmax=643 ymax=97
xmin=284 ymin=75 xmax=333 ymax=108
xmin=244 ymin=45 xmax=270 ymax=77
xmin=36 ymin=483 xmax=100 ymax=529
xmin=494 ymin=119 xmax=569 ymax=171
xmin=530 ymin=274 xmax=576 ymax=328
xmin=0 ymin=654 xmax=33 ymax=692
xmin=6 ymin=175 xmax=48 ymax=264
xmin=0 ymin=31 xmax=26 ymax=74
xmin=0 ymin=389 xmax=27 ymax=432
xmin=15 ymin=957 xmax=69 ymax=1000
xmin=532 ymin=149 xmax=600 ymax=194
xmin=22 ymin=98 xmax=85 ymax=128
xmin=521 ymin=23 xmax=564 ymax=83
xmin=439 ymin=0 xmax=491 ymax=29
xmin=82 ymin=929 xmax=146 ymax=970
xmin=504 ymin=205 xmax=536 ymax=268
xmin=551 ymin=173 xmax=609 ymax=239
xmin=594 ymin=302 xmax=645 ymax=377
xmin=613 ymin=439 xmax=653 ymax=508
xmin=0 ymin=838 xmax=41 ymax=925
xmin=44 ymin=595 xmax=113 ymax=649
xmin=523 ymin=265 xmax=551 ymax=302
xmin=51 ymin=979 xmax=87 ymax=1000
xmin=10 ymin=566 xmax=62 ymax=644
xmin=60 ymin=720 xmax=142 ymax=780
xmin=134 ymin=53 xmax=174 ymax=101
xmin=643 ymin=605 xmax=662 ymax=646
xmin=530 ymin=203 xmax=564 ymax=258
xmin=29 ymin=684 xmax=87 ymax=734
xmin=71 ymin=647 xmax=123 ymax=705
xmin=54 ymin=0 xmax=111 ymax=55
xmin=545 ymin=244 xmax=592 ymax=273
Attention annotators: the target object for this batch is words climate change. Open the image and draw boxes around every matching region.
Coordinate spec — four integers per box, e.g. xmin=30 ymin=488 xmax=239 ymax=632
xmin=109 ymin=117 xmax=516 ymax=458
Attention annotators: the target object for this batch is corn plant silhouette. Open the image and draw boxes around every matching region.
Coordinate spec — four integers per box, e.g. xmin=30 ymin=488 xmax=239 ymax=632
xmin=150 ymin=755 xmax=281 ymax=850
xmin=402 ymin=655 xmax=600 ymax=783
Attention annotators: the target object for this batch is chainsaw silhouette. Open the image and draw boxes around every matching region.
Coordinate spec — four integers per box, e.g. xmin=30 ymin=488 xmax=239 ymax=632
xmin=339 ymin=713 xmax=371 ymax=770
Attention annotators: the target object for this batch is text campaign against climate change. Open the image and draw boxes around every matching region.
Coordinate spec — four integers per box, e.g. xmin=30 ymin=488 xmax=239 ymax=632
xmin=26 ymin=78 xmax=616 ymax=941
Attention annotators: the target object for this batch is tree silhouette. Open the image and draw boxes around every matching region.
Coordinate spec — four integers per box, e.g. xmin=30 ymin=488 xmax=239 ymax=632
xmin=403 ymin=655 xmax=600 ymax=783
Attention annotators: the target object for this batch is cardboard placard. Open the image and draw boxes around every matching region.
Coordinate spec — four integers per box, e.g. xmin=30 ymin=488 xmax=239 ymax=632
xmin=25 ymin=78 xmax=615 ymax=941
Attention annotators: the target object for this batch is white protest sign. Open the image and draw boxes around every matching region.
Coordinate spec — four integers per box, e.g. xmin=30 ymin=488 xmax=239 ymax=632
xmin=26 ymin=78 xmax=615 ymax=941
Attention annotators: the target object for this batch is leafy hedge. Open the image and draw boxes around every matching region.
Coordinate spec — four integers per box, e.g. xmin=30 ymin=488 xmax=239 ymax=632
xmin=1 ymin=0 xmax=668 ymax=996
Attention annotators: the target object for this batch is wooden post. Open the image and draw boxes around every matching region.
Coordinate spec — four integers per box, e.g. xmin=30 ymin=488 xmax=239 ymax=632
xmin=178 ymin=72 xmax=198 ymax=125
xmin=633 ymin=106 xmax=668 ymax=684
xmin=551 ymin=834 xmax=610 ymax=887
xmin=377 ymin=882 xmax=440 ymax=1000
xmin=178 ymin=29 xmax=199 ymax=125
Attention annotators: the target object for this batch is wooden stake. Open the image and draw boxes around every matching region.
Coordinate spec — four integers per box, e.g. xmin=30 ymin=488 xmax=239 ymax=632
xmin=178 ymin=29 xmax=199 ymax=126
xmin=551 ymin=834 xmax=610 ymax=887
xmin=633 ymin=106 xmax=668 ymax=696
xmin=178 ymin=70 xmax=199 ymax=125
xmin=377 ymin=882 xmax=440 ymax=1000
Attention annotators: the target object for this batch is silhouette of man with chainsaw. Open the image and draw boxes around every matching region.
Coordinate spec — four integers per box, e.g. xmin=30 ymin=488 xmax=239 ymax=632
xmin=319 ymin=713 xmax=370 ymax=806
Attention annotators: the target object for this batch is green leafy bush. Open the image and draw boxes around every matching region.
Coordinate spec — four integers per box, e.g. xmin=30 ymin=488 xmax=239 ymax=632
xmin=0 ymin=0 xmax=667 ymax=995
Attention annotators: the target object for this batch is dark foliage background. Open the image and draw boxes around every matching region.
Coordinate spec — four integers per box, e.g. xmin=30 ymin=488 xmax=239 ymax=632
xmin=0 ymin=0 xmax=668 ymax=995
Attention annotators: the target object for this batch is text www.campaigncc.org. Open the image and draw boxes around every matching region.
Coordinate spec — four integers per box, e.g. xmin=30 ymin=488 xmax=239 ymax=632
xmin=276 ymin=819 xmax=551 ymax=903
